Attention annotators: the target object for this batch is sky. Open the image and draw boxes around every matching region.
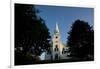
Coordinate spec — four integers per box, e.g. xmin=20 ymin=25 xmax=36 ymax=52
xmin=35 ymin=5 xmax=94 ymax=44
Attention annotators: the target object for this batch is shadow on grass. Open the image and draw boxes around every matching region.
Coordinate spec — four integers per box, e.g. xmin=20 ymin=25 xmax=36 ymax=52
xmin=15 ymin=57 xmax=94 ymax=66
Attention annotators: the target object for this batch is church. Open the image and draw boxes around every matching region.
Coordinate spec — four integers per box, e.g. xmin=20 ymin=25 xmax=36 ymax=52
xmin=45 ymin=22 xmax=70 ymax=60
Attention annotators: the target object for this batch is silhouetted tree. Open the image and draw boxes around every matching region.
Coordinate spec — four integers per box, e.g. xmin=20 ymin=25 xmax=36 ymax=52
xmin=15 ymin=4 xmax=51 ymax=65
xmin=67 ymin=19 xmax=94 ymax=60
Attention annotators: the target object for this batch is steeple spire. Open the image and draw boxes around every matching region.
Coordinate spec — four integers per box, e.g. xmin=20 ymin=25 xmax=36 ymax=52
xmin=55 ymin=22 xmax=60 ymax=33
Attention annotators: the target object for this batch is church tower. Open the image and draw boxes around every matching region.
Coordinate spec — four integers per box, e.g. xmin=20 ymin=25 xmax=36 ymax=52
xmin=45 ymin=22 xmax=70 ymax=60
xmin=52 ymin=22 xmax=61 ymax=60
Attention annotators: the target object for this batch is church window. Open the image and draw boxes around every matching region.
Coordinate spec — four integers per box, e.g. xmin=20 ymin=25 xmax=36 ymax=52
xmin=54 ymin=48 xmax=56 ymax=51
xmin=54 ymin=45 xmax=58 ymax=51
xmin=55 ymin=36 xmax=58 ymax=39
xmin=63 ymin=48 xmax=65 ymax=51
xmin=62 ymin=51 xmax=64 ymax=54
xmin=55 ymin=45 xmax=58 ymax=48
xmin=62 ymin=48 xmax=65 ymax=54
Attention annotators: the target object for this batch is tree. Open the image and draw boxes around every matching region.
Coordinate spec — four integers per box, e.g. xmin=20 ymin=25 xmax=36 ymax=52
xmin=15 ymin=4 xmax=51 ymax=65
xmin=67 ymin=19 xmax=94 ymax=60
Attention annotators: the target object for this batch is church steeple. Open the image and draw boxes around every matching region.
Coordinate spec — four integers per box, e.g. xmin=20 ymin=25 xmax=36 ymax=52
xmin=55 ymin=22 xmax=60 ymax=33
xmin=52 ymin=22 xmax=61 ymax=60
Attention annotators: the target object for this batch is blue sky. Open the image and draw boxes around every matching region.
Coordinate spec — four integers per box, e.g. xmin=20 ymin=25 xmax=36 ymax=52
xmin=35 ymin=5 xmax=94 ymax=44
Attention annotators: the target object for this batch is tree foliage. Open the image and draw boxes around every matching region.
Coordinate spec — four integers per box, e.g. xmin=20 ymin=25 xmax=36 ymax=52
xmin=67 ymin=19 xmax=94 ymax=60
xmin=15 ymin=4 xmax=51 ymax=65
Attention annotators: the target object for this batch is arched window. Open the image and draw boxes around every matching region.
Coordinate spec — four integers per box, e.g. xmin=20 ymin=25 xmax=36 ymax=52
xmin=55 ymin=45 xmax=58 ymax=48
xmin=54 ymin=48 xmax=56 ymax=51
xmin=54 ymin=45 xmax=58 ymax=51
xmin=62 ymin=48 xmax=65 ymax=54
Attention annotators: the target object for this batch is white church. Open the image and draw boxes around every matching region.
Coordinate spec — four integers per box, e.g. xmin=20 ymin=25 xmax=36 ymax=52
xmin=15 ymin=22 xmax=70 ymax=61
xmin=44 ymin=22 xmax=70 ymax=60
